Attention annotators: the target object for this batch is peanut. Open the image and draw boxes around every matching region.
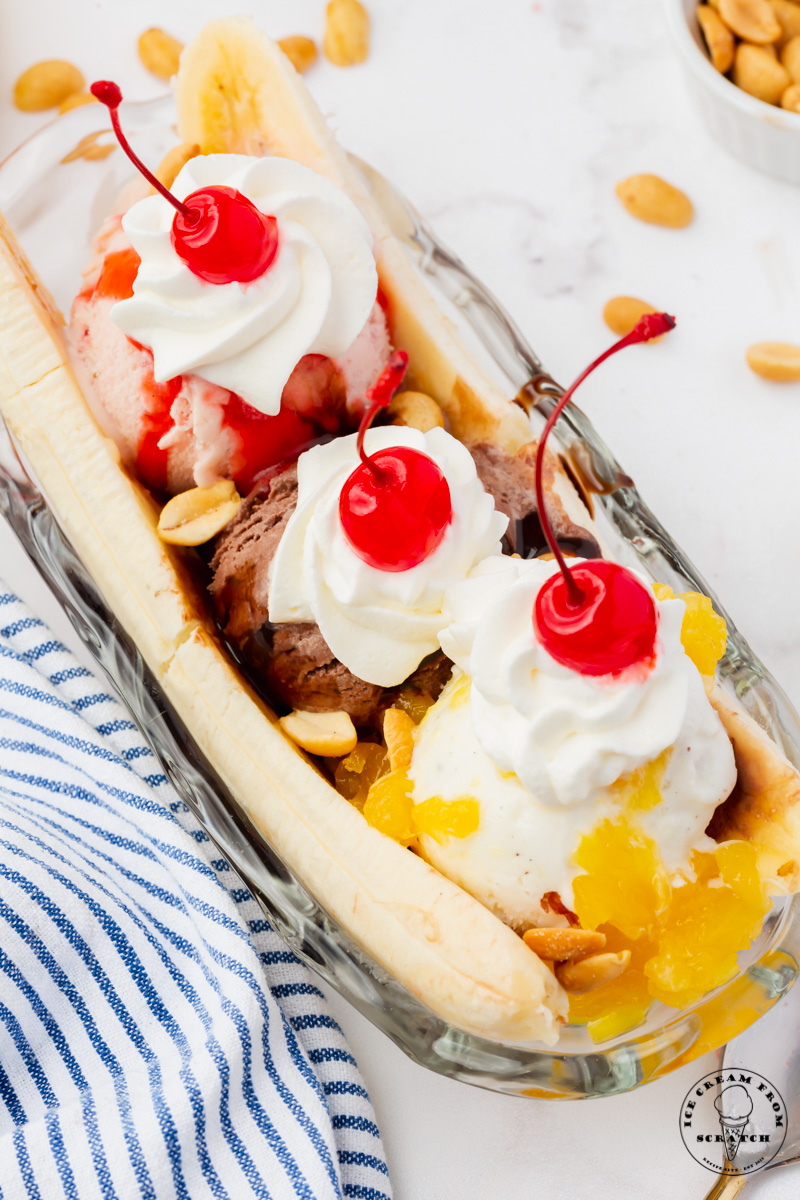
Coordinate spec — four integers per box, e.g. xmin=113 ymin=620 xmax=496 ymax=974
xmin=734 ymin=41 xmax=791 ymax=101
xmin=383 ymin=708 xmax=416 ymax=773
xmin=615 ymin=174 xmax=693 ymax=228
xmin=279 ymin=709 xmax=358 ymax=757
xmin=324 ymin=0 xmax=370 ymax=67
xmin=555 ymin=950 xmax=632 ymax=994
xmin=522 ymin=927 xmax=606 ymax=963
xmin=157 ymin=480 xmax=241 ymax=545
xmin=603 ymin=296 xmax=660 ymax=338
xmin=697 ymin=5 xmax=736 ymax=72
xmin=746 ymin=341 xmax=800 ymax=380
xmin=720 ymin=0 xmax=781 ymax=41
xmin=59 ymin=91 xmax=97 ymax=114
xmin=154 ymin=142 xmax=201 ymax=190
xmin=14 ymin=60 xmax=85 ymax=112
xmin=138 ymin=28 xmax=184 ymax=81
xmin=781 ymin=80 xmax=800 ymax=105
xmin=780 ymin=33 xmax=800 ymax=77
xmin=279 ymin=36 xmax=318 ymax=74
xmin=388 ymin=390 xmax=445 ymax=432
xmin=771 ymin=0 xmax=800 ymax=45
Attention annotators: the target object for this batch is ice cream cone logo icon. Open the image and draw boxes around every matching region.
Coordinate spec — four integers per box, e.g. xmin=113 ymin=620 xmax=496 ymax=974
xmin=714 ymin=1085 xmax=754 ymax=1161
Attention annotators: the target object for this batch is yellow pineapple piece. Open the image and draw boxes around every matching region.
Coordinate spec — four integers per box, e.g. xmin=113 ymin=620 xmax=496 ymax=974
xmin=569 ymin=826 xmax=770 ymax=1040
xmin=362 ymin=771 xmax=416 ymax=845
xmin=645 ymin=842 xmax=769 ymax=1008
xmin=611 ymin=747 xmax=672 ymax=811
xmin=680 ymin=592 xmax=728 ymax=675
xmin=572 ymin=817 xmax=670 ymax=939
xmin=383 ymin=708 xmax=416 ymax=773
xmin=393 ymin=688 xmax=435 ymax=725
xmin=653 ymin=584 xmax=727 ymax=675
xmin=414 ymin=797 xmax=480 ymax=843
xmin=334 ymin=741 xmax=386 ymax=809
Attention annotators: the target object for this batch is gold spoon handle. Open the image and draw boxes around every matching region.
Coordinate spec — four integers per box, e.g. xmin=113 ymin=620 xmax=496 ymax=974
xmin=702 ymin=1168 xmax=747 ymax=1200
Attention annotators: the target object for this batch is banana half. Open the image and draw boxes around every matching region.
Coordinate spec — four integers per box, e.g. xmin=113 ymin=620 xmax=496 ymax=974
xmin=0 ymin=17 xmax=798 ymax=1050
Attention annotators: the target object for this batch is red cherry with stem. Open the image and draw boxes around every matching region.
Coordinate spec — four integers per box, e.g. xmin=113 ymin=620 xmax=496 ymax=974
xmin=90 ymin=81 xmax=278 ymax=285
xmin=339 ymin=351 xmax=453 ymax=571
xmin=532 ymin=312 xmax=676 ymax=677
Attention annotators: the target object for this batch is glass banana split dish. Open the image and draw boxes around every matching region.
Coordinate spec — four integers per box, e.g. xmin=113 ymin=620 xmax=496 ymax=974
xmin=1 ymin=17 xmax=799 ymax=1098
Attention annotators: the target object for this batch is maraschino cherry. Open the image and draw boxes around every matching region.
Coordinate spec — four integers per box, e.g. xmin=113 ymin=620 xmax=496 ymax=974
xmin=533 ymin=312 xmax=676 ymax=677
xmin=91 ymin=81 xmax=278 ymax=285
xmin=339 ymin=351 xmax=453 ymax=571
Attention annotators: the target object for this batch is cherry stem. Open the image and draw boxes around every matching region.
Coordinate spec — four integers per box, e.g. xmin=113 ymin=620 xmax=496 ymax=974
xmin=533 ymin=312 xmax=676 ymax=607
xmin=90 ymin=80 xmax=194 ymax=222
xmin=356 ymin=350 xmax=409 ymax=483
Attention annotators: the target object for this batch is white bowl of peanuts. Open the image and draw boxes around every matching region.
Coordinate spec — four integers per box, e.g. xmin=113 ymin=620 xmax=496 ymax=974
xmin=665 ymin=0 xmax=800 ymax=183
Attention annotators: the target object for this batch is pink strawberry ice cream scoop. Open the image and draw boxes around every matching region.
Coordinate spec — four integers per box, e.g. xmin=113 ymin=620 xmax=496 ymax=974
xmin=70 ymin=222 xmax=393 ymax=495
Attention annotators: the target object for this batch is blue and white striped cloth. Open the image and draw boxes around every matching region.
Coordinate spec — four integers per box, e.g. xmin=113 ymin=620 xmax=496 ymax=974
xmin=0 ymin=582 xmax=392 ymax=1200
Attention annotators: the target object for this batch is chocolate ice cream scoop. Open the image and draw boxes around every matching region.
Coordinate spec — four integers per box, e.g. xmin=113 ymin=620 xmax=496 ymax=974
xmin=470 ymin=442 xmax=599 ymax=559
xmin=210 ymin=461 xmax=451 ymax=725
xmin=209 ymin=439 xmax=598 ymax=727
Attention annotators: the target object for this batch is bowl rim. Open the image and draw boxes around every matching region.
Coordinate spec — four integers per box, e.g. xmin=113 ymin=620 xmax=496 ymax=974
xmin=663 ymin=0 xmax=800 ymax=129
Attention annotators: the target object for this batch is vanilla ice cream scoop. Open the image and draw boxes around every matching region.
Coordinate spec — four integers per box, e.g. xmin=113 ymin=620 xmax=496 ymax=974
xmin=409 ymin=555 xmax=737 ymax=928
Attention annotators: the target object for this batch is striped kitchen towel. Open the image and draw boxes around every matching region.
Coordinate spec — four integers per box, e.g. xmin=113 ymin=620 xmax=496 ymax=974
xmin=0 ymin=581 xmax=392 ymax=1200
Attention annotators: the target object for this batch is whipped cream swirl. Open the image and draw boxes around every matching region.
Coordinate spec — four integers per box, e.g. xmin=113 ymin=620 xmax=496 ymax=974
xmin=268 ymin=427 xmax=508 ymax=687
xmin=111 ymin=154 xmax=378 ymax=414
xmin=440 ymin=555 xmax=736 ymax=811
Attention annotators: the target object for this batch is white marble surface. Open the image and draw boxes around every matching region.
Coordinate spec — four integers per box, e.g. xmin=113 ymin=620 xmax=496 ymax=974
xmin=2 ymin=1 xmax=800 ymax=1197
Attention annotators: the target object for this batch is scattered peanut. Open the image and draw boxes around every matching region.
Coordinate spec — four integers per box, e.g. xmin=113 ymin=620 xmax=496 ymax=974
xmin=59 ymin=91 xmax=97 ymax=114
xmin=155 ymin=142 xmax=201 ymax=190
xmin=279 ymin=709 xmax=358 ymax=756
xmin=697 ymin=5 xmax=736 ymax=71
xmin=719 ymin=0 xmax=781 ymax=41
xmin=603 ymin=296 xmax=659 ymax=338
xmin=324 ymin=0 xmax=370 ymax=67
xmin=522 ymin=927 xmax=607 ymax=963
xmin=734 ymin=41 xmax=791 ymax=101
xmin=14 ymin=59 xmax=85 ymax=112
xmin=746 ymin=341 xmax=800 ymax=380
xmin=388 ymin=390 xmax=445 ymax=432
xmin=780 ymin=32 xmax=800 ymax=77
xmin=615 ymin=174 xmax=694 ymax=228
xmin=157 ymin=480 xmax=241 ymax=545
xmin=138 ymin=28 xmax=184 ymax=80
xmin=61 ymin=132 xmax=116 ymax=164
xmin=782 ymin=80 xmax=800 ymax=105
xmin=383 ymin=708 xmax=416 ymax=773
xmin=279 ymin=35 xmax=318 ymax=74
xmin=555 ymin=950 xmax=632 ymax=994
xmin=771 ymin=0 xmax=800 ymax=46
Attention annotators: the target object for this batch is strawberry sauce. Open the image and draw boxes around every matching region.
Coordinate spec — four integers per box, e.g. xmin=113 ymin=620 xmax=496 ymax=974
xmin=87 ymin=247 xmax=351 ymax=496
